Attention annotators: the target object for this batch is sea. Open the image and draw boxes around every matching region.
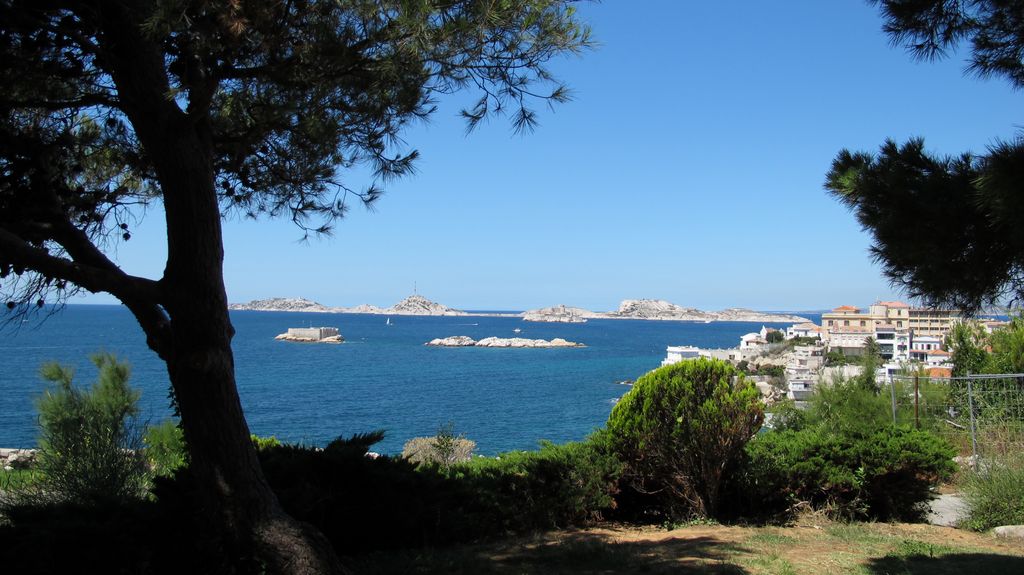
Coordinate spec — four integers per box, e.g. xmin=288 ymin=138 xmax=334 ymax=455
xmin=0 ymin=305 xmax=820 ymax=456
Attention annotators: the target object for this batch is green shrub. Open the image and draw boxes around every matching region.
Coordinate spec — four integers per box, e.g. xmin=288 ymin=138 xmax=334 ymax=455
xmin=446 ymin=431 xmax=623 ymax=531
xmin=30 ymin=353 xmax=147 ymax=505
xmin=250 ymin=434 xmax=282 ymax=451
xmin=248 ymin=430 xmax=621 ymax=555
xmin=732 ymin=426 xmax=956 ymax=521
xmin=805 ymin=377 xmax=893 ymax=437
xmin=961 ymin=454 xmax=1024 ymax=531
xmin=143 ymin=420 xmax=186 ymax=477
xmin=607 ymin=358 xmax=764 ymax=519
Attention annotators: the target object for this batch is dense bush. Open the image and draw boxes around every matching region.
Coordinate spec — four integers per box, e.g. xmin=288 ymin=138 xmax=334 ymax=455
xmin=29 ymin=353 xmax=148 ymax=505
xmin=607 ymin=358 xmax=763 ymax=519
xmin=730 ymin=426 xmax=956 ymax=521
xmin=143 ymin=420 xmax=186 ymax=478
xmin=804 ymin=377 xmax=893 ymax=436
xmin=961 ymin=454 xmax=1024 ymax=531
xmin=445 ymin=432 xmax=623 ymax=531
xmin=251 ymin=431 xmax=621 ymax=555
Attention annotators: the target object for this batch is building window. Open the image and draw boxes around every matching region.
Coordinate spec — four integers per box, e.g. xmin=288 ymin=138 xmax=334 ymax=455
xmin=844 ymin=320 xmax=849 ymax=326
xmin=860 ymin=320 xmax=866 ymax=326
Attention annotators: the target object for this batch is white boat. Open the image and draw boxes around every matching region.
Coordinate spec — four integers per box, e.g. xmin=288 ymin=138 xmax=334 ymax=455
xmin=386 ymin=317 xmax=392 ymax=326
xmin=513 ymin=328 xmax=522 ymax=333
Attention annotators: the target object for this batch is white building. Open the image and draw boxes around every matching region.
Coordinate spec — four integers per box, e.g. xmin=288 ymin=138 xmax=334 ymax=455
xmin=786 ymin=322 xmax=822 ymax=340
xmin=661 ymin=345 xmax=703 ymax=366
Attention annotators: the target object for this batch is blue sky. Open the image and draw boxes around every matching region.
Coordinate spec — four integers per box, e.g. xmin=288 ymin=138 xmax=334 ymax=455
xmin=86 ymin=1 xmax=1021 ymax=312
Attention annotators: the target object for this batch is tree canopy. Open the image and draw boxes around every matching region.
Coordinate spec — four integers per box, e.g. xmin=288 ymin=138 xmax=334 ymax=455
xmin=0 ymin=1 xmax=590 ymax=571
xmin=0 ymin=0 xmax=589 ymax=314
xmin=826 ymin=0 xmax=1024 ymax=313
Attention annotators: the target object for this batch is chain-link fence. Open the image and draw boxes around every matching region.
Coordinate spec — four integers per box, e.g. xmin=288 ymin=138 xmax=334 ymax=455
xmin=884 ymin=374 xmax=1024 ymax=460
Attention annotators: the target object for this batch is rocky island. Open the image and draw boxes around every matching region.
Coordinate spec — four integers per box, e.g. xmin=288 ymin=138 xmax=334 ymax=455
xmin=521 ymin=304 xmax=591 ymax=323
xmin=520 ymin=299 xmax=808 ymax=323
xmin=426 ymin=336 xmax=584 ymax=348
xmin=230 ymin=294 xmax=467 ymax=316
xmin=233 ymin=295 xmax=808 ymax=323
xmin=275 ymin=327 xmax=344 ymax=344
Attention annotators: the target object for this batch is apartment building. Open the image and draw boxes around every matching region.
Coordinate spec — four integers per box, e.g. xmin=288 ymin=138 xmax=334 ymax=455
xmin=821 ymin=301 xmax=960 ymax=360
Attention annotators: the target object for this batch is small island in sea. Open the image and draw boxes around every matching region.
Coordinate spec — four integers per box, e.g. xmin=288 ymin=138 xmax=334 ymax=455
xmin=426 ymin=336 xmax=584 ymax=348
xmin=274 ymin=327 xmax=344 ymax=344
xmin=231 ymin=294 xmax=809 ymax=323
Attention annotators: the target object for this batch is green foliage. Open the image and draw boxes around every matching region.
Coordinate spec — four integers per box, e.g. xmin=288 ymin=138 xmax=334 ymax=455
xmin=31 ymin=353 xmax=147 ymax=505
xmin=986 ymin=315 xmax=1024 ymax=374
xmin=825 ymin=348 xmax=849 ymax=366
xmin=806 ymin=377 xmax=893 ymax=436
xmin=0 ymin=468 xmax=43 ymax=493
xmin=607 ymin=358 xmax=764 ymax=518
xmin=855 ymin=337 xmax=882 ymax=392
xmin=766 ymin=400 xmax=807 ymax=432
xmin=753 ymin=364 xmax=785 ymax=378
xmin=766 ymin=330 xmax=784 ymax=344
xmin=249 ymin=431 xmax=621 ymax=555
xmin=250 ymin=434 xmax=282 ymax=452
xmin=946 ymin=320 xmax=990 ymax=376
xmin=961 ymin=454 xmax=1024 ymax=531
xmin=143 ymin=420 xmax=186 ymax=478
xmin=733 ymin=426 xmax=956 ymax=521
xmin=445 ymin=432 xmax=623 ymax=531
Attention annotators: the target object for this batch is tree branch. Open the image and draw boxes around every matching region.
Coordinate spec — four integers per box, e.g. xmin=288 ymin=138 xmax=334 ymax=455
xmin=0 ymin=227 xmax=173 ymax=357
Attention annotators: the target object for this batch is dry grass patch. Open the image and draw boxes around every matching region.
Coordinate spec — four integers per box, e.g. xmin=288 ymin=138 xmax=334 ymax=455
xmin=351 ymin=521 xmax=1024 ymax=575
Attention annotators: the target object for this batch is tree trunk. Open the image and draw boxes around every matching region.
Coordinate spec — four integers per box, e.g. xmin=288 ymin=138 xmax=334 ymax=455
xmin=153 ymin=102 xmax=344 ymax=575
xmin=94 ymin=6 xmax=345 ymax=570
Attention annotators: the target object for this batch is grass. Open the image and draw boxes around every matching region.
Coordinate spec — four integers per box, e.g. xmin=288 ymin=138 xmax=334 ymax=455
xmin=0 ymin=468 xmax=42 ymax=493
xmin=960 ymin=453 xmax=1024 ymax=531
xmin=349 ymin=520 xmax=1024 ymax=575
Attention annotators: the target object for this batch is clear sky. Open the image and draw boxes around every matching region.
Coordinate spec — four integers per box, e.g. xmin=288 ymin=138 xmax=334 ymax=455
xmin=84 ymin=1 xmax=1021 ymax=312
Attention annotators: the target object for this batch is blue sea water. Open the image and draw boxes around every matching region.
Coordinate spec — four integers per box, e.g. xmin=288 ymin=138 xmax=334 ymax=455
xmin=0 ymin=305 xmax=819 ymax=455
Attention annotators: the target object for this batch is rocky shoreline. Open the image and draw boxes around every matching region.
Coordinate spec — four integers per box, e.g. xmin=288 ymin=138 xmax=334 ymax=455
xmin=426 ymin=336 xmax=585 ymax=348
xmin=231 ymin=295 xmax=809 ymax=323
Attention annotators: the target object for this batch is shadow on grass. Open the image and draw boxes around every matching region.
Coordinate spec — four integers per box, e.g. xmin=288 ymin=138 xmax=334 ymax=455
xmin=351 ymin=530 xmax=752 ymax=575
xmin=864 ymin=552 xmax=1024 ymax=575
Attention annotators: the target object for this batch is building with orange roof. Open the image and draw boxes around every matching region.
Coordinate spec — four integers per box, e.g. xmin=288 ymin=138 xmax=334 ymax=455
xmin=822 ymin=300 xmax=962 ymax=360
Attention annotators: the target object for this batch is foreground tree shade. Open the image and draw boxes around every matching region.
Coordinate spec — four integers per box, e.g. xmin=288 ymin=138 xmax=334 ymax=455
xmin=0 ymin=1 xmax=590 ymax=572
xmin=827 ymin=0 xmax=1024 ymax=314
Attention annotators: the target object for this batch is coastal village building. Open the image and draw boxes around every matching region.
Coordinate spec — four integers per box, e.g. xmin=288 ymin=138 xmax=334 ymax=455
xmin=786 ymin=322 xmax=822 ymax=340
xmin=821 ymin=301 xmax=960 ymax=360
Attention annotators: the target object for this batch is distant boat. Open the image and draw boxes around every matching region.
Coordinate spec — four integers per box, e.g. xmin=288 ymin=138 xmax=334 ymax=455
xmin=386 ymin=317 xmax=392 ymax=326
xmin=513 ymin=328 xmax=522 ymax=333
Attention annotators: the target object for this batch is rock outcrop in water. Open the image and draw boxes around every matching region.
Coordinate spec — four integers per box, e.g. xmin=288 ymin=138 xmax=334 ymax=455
xmin=520 ymin=300 xmax=808 ymax=323
xmin=388 ymin=294 xmax=466 ymax=316
xmin=230 ymin=294 xmax=465 ymax=316
xmin=521 ymin=304 xmax=592 ymax=323
xmin=231 ymin=296 xmax=808 ymax=323
xmin=426 ymin=336 xmax=584 ymax=348
xmin=229 ymin=297 xmax=338 ymax=312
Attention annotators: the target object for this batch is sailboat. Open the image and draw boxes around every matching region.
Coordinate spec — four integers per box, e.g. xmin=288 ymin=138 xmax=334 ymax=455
xmin=386 ymin=317 xmax=392 ymax=326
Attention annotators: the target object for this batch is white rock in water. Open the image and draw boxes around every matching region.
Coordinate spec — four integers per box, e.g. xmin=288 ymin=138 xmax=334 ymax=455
xmin=426 ymin=336 xmax=477 ymax=346
xmin=428 ymin=336 xmax=584 ymax=348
